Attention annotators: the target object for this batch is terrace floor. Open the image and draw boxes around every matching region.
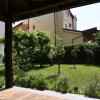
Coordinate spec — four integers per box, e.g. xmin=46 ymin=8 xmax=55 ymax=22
xmin=0 ymin=86 xmax=99 ymax=100
xmin=0 ymin=87 xmax=67 ymax=100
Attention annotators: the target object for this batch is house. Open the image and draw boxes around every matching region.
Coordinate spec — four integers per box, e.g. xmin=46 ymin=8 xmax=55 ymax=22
xmin=13 ymin=9 xmax=77 ymax=45
xmin=62 ymin=29 xmax=83 ymax=45
xmin=1 ymin=10 xmax=99 ymax=48
xmin=13 ymin=10 xmax=100 ymax=46
xmin=62 ymin=27 xmax=100 ymax=45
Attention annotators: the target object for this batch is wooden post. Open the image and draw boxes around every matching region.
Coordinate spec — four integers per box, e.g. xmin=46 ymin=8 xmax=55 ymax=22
xmin=5 ymin=16 xmax=13 ymax=88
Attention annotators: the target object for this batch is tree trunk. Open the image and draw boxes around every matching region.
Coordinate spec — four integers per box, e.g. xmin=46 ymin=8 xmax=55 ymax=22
xmin=58 ymin=63 xmax=60 ymax=75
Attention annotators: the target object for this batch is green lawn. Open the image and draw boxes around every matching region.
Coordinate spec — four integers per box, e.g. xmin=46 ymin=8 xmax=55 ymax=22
xmin=0 ymin=64 xmax=100 ymax=91
xmin=27 ymin=64 xmax=100 ymax=91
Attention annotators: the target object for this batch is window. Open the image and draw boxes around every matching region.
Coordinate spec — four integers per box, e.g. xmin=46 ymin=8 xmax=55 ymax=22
xmin=69 ymin=23 xmax=71 ymax=27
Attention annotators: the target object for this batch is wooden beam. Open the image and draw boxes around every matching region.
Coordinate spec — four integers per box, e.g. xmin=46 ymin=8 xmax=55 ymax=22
xmin=5 ymin=15 xmax=13 ymax=89
xmin=11 ymin=0 xmax=100 ymax=21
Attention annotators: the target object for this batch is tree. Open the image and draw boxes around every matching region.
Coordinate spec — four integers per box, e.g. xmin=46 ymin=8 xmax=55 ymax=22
xmin=54 ymin=36 xmax=65 ymax=75
xmin=13 ymin=31 xmax=52 ymax=70
xmin=71 ymin=46 xmax=78 ymax=69
xmin=13 ymin=30 xmax=37 ymax=71
xmin=36 ymin=32 xmax=52 ymax=68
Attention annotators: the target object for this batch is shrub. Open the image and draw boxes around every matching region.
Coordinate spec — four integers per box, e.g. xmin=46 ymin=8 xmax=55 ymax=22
xmin=0 ymin=36 xmax=5 ymax=43
xmin=13 ymin=31 xmax=53 ymax=70
xmin=64 ymin=43 xmax=100 ymax=64
xmin=64 ymin=45 xmax=74 ymax=63
xmin=15 ymin=73 xmax=47 ymax=90
xmin=34 ymin=74 xmax=47 ymax=90
xmin=54 ymin=77 xmax=69 ymax=93
xmin=14 ymin=73 xmax=69 ymax=93
xmin=85 ymin=74 xmax=100 ymax=98
xmin=0 ymin=77 xmax=4 ymax=88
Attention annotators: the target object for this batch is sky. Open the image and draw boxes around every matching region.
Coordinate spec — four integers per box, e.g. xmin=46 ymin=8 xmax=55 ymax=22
xmin=71 ymin=2 xmax=100 ymax=31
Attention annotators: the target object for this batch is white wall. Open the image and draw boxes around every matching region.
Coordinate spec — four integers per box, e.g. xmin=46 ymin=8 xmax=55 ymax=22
xmin=62 ymin=30 xmax=83 ymax=46
xmin=63 ymin=10 xmax=73 ymax=29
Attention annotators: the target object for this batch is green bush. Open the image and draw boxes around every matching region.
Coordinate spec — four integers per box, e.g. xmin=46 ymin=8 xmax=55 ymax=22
xmin=13 ymin=31 xmax=53 ymax=70
xmin=0 ymin=36 xmax=5 ymax=43
xmin=34 ymin=74 xmax=47 ymax=90
xmin=54 ymin=77 xmax=69 ymax=93
xmin=15 ymin=73 xmax=47 ymax=90
xmin=85 ymin=74 xmax=100 ymax=98
xmin=0 ymin=77 xmax=4 ymax=88
xmin=14 ymin=73 xmax=69 ymax=93
xmin=64 ymin=43 xmax=100 ymax=64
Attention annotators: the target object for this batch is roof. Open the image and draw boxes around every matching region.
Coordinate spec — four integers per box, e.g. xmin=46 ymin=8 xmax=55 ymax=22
xmin=82 ymin=27 xmax=100 ymax=34
xmin=63 ymin=28 xmax=82 ymax=33
xmin=0 ymin=0 xmax=100 ymax=22
xmin=63 ymin=27 xmax=100 ymax=34
xmin=69 ymin=10 xmax=74 ymax=18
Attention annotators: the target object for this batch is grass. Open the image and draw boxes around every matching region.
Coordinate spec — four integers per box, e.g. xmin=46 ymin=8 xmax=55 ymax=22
xmin=27 ymin=64 xmax=100 ymax=92
xmin=0 ymin=64 xmax=100 ymax=92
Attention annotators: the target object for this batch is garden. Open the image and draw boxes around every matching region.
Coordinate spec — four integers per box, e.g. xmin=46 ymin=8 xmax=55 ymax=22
xmin=0 ymin=30 xmax=100 ymax=98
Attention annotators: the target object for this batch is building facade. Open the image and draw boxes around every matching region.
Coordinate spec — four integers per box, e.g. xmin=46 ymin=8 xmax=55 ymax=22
xmin=20 ymin=10 xmax=77 ymax=45
xmin=13 ymin=10 xmax=99 ymax=46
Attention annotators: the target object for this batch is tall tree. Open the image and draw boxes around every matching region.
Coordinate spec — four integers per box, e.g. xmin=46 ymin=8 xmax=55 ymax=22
xmin=36 ymin=32 xmax=52 ymax=68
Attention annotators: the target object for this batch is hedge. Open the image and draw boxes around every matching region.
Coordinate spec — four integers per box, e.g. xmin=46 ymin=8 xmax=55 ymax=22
xmin=63 ymin=43 xmax=100 ymax=64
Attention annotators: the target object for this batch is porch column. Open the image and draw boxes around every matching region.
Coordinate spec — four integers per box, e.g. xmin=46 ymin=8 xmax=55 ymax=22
xmin=5 ymin=16 xmax=13 ymax=89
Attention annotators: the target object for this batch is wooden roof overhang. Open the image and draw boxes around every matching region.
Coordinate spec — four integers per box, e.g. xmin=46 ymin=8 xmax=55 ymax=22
xmin=0 ymin=0 xmax=100 ymax=22
xmin=0 ymin=0 xmax=100 ymax=89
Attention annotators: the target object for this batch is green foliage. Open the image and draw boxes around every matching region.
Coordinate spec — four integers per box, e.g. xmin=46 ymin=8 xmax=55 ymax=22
xmin=54 ymin=36 xmax=65 ymax=59
xmin=0 ymin=77 xmax=4 ymax=88
xmin=85 ymin=74 xmax=100 ymax=98
xmin=33 ymin=74 xmax=47 ymax=90
xmin=94 ymin=32 xmax=100 ymax=46
xmin=14 ymin=72 xmax=69 ymax=92
xmin=0 ymin=53 xmax=3 ymax=63
xmin=0 ymin=35 xmax=4 ymax=43
xmin=35 ymin=32 xmax=52 ymax=67
xmin=54 ymin=76 xmax=69 ymax=93
xmin=64 ymin=45 xmax=74 ymax=63
xmin=54 ymin=36 xmax=65 ymax=75
xmin=0 ymin=64 xmax=5 ymax=88
xmin=64 ymin=43 xmax=100 ymax=64
xmin=13 ymin=31 xmax=52 ymax=70
xmin=0 ymin=63 xmax=100 ymax=97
